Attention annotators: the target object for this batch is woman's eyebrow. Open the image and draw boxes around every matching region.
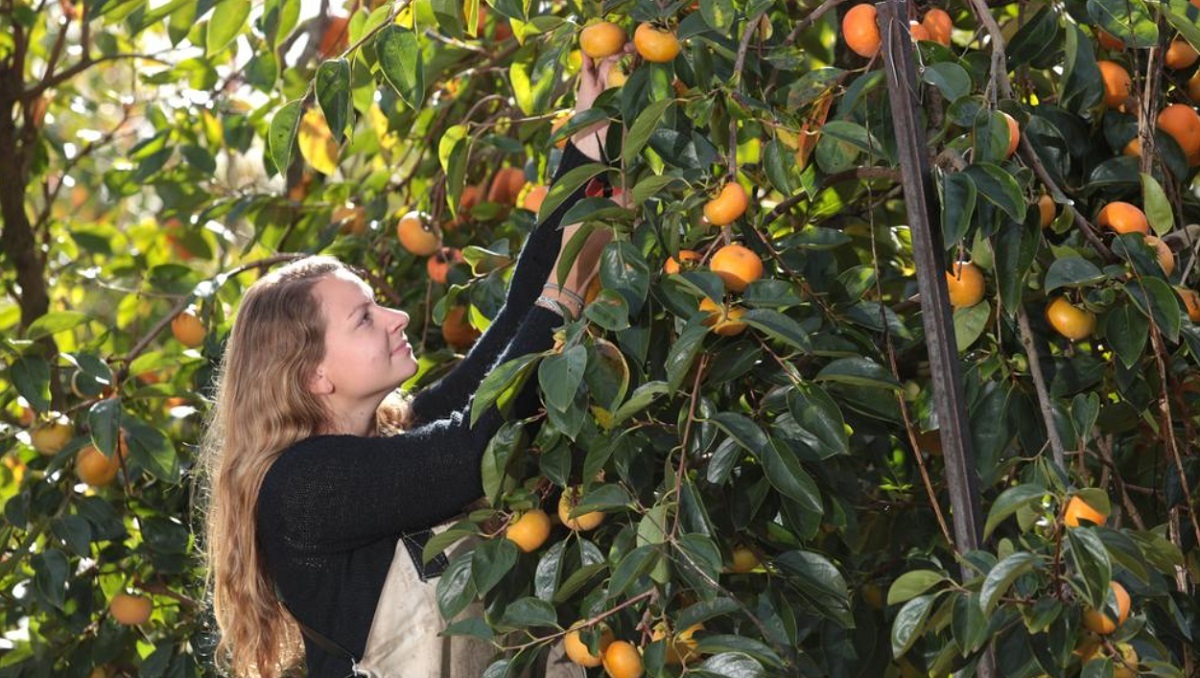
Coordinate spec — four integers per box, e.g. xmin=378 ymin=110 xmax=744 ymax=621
xmin=346 ymin=300 xmax=371 ymax=321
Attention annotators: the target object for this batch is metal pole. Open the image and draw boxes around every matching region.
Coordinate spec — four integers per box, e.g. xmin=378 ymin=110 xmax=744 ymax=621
xmin=874 ymin=3 xmax=994 ymax=674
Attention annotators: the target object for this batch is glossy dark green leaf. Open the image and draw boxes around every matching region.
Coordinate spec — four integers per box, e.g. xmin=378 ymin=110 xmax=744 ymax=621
xmin=994 ymin=216 xmax=1039 ymax=314
xmin=573 ymin=483 xmax=632 ymax=513
xmin=471 ymin=353 xmax=540 ymax=425
xmin=25 ymin=311 xmax=89 ymax=340
xmin=952 ymin=593 xmax=989 ymax=655
xmin=741 ymin=309 xmax=812 ymax=352
xmin=315 ymin=58 xmax=351 ymax=143
xmin=940 ymin=171 xmax=977 ymax=245
xmin=12 ymin=355 xmax=51 ymax=412
xmin=613 ymin=381 xmax=669 ymax=424
xmin=1088 ymin=0 xmax=1158 ymax=48
xmin=608 ymin=544 xmax=660 ymax=599
xmin=922 ymin=62 xmax=971 ymax=101
xmin=664 ymin=319 xmax=709 ymax=392
xmin=472 ymin=537 xmax=518 ymax=597
xmin=87 ymin=398 xmax=123 ymax=457
xmin=376 ymin=25 xmax=425 ymax=110
xmin=1124 ymin=277 xmax=1182 ymax=343
xmin=267 ymin=100 xmax=302 ymax=176
xmin=1044 ymin=257 xmax=1106 ymax=292
xmin=981 ymin=552 xmax=1040 ymax=613
xmin=984 ymin=484 xmax=1048 ymax=539
xmin=124 ymin=421 xmax=179 ymax=483
xmin=1105 ymin=299 xmax=1149 ymax=368
xmin=887 ymin=570 xmax=948 ymax=606
xmin=539 ymin=345 xmax=587 ymax=413
xmin=761 ymin=440 xmax=822 ymax=512
xmin=784 ymin=383 xmax=848 ymax=457
xmin=437 ymin=553 xmax=477 ymax=618
xmin=953 ymin=300 xmax=990 ymax=350
xmin=1067 ymin=527 xmax=1112 ymax=609
xmin=814 ymin=357 xmax=900 ymax=390
xmin=891 ymin=593 xmax=937 ymax=657
xmin=500 ymin=597 xmax=558 ymax=629
xmin=624 ymin=99 xmax=673 ymax=164
xmin=692 ymin=653 xmax=766 ymax=677
xmin=774 ymin=550 xmax=851 ymax=625
xmin=33 ymin=549 xmax=69 ymax=610
xmin=963 ymin=163 xmax=1025 ymax=222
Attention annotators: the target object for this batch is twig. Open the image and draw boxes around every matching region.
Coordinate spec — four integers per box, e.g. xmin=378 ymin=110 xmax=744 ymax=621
xmin=728 ymin=13 xmax=765 ymax=177
xmin=1095 ymin=435 xmax=1146 ymax=530
xmin=1148 ymin=324 xmax=1200 ymax=547
xmin=668 ymin=353 xmax=709 ymax=540
xmin=1015 ymin=305 xmax=1066 ymax=469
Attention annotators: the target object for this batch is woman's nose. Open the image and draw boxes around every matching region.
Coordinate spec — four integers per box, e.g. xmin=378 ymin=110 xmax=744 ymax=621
xmin=386 ymin=307 xmax=410 ymax=330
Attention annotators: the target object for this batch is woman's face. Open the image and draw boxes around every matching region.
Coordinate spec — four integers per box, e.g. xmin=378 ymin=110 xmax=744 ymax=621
xmin=309 ymin=270 xmax=417 ymax=406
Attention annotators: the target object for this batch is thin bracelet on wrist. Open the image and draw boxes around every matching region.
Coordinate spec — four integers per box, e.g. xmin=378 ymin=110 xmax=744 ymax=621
xmin=535 ymin=295 xmax=580 ymax=320
xmin=543 ymin=283 xmax=586 ymax=308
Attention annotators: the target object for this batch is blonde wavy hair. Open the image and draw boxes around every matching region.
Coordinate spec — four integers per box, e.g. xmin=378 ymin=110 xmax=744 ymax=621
xmin=197 ymin=256 xmax=410 ymax=677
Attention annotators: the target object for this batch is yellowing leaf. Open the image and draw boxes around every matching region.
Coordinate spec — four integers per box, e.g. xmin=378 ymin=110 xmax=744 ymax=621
xmin=298 ymin=108 xmax=339 ymax=175
xmin=369 ymin=103 xmax=396 ymax=150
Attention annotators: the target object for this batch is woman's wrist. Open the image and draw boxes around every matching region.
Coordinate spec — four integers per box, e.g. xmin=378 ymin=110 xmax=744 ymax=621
xmin=535 ymin=286 xmax=582 ymax=320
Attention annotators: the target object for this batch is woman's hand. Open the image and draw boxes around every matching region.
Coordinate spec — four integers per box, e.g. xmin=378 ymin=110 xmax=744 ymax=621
xmin=571 ymin=47 xmax=631 ymax=161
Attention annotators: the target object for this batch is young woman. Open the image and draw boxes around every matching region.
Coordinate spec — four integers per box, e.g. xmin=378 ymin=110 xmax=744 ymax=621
xmin=200 ymin=52 xmax=622 ymax=678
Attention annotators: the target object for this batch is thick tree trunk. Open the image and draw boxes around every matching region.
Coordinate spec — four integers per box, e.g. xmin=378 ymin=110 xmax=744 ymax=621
xmin=0 ymin=67 xmax=51 ymax=331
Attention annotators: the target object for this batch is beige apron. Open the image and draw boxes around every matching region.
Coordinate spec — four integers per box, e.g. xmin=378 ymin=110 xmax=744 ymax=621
xmin=352 ymin=532 xmax=585 ymax=678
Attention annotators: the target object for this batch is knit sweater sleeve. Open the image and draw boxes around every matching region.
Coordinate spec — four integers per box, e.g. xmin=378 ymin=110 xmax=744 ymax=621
xmin=408 ymin=143 xmax=602 ymax=424
xmin=257 ymin=306 xmax=562 ymax=554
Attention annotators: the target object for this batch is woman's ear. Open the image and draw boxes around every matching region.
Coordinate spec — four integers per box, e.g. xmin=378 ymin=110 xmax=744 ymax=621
xmin=307 ymin=368 xmax=334 ymax=395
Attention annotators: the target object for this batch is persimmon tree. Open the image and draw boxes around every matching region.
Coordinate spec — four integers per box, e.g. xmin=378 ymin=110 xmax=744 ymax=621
xmin=2 ymin=0 xmax=1200 ymax=676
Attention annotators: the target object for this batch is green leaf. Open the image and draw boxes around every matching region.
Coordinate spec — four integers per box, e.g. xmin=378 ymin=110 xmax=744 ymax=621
xmin=814 ymin=357 xmax=901 ymax=390
xmin=784 ymin=383 xmax=849 ymax=457
xmin=761 ymin=441 xmax=822 ymax=513
xmin=471 ymin=353 xmax=541 ymax=426
xmin=701 ymin=0 xmax=735 ymax=30
xmin=585 ymin=289 xmax=631 ymax=332
xmin=1088 ymin=0 xmax=1158 ymax=48
xmin=267 ymin=100 xmax=302 ymax=176
xmin=708 ymin=412 xmax=770 ymax=452
xmin=206 ymin=0 xmax=251 ymax=54
xmin=1044 ymin=257 xmax=1107 ymax=292
xmin=693 ymin=653 xmax=766 ymax=677
xmin=963 ymin=163 xmax=1026 ymax=222
xmin=1167 ymin=0 xmax=1200 ymax=54
xmin=613 ymin=381 xmax=669 ymax=423
xmin=984 ymin=484 xmax=1048 ymax=539
xmin=315 ymin=58 xmax=351 ymax=143
xmin=539 ymin=163 xmax=608 ymax=223
xmin=1125 ymin=277 xmax=1183 ymax=343
xmin=124 ymin=422 xmax=179 ymax=483
xmin=994 ymin=216 xmax=1040 ymax=314
xmin=439 ymin=124 xmax=469 ymax=215
xmin=665 ymin=319 xmax=709 ymax=392
xmin=624 ymin=99 xmax=674 ymax=164
xmin=631 ymin=175 xmax=682 ymax=204
xmin=472 ymin=537 xmax=518 ymax=596
xmin=12 ymin=356 xmax=51 ymax=412
xmin=1105 ymin=300 xmax=1149 ymax=369
xmin=922 ymin=63 xmax=971 ymax=101
xmin=677 ymin=597 xmax=742 ymax=631
xmin=533 ymin=538 xmax=566 ymax=600
xmin=52 ymin=515 xmax=91 ymax=557
xmin=741 ymin=309 xmax=812 ymax=352
xmin=940 ymin=171 xmax=977 ymax=245
xmin=600 ymin=241 xmax=651 ymax=316
xmin=538 ymin=345 xmax=587 ymax=413
xmin=87 ymin=398 xmax=123 ymax=457
xmin=33 ymin=549 xmax=69 ymax=610
xmin=981 ymin=552 xmax=1041 ymax=613
xmin=1141 ymin=173 xmax=1174 ymax=236
xmin=573 ymin=484 xmax=632 ymax=513
xmin=608 ymin=544 xmax=660 ymax=599
xmin=692 ymin=636 xmax=784 ymax=669
xmin=953 ymin=300 xmax=991 ymax=350
xmin=500 ymin=597 xmax=558 ymax=629
xmin=376 ymin=25 xmax=425 ymax=110
xmin=888 ymin=570 xmax=949 ymax=606
xmin=952 ymin=593 xmax=989 ymax=655
xmin=437 ymin=553 xmax=477 ymax=619
xmin=1067 ymin=527 xmax=1112 ymax=609
xmin=891 ymin=593 xmax=938 ymax=658
xmin=773 ymin=551 xmax=851 ymax=626
xmin=25 ymin=311 xmax=89 ymax=340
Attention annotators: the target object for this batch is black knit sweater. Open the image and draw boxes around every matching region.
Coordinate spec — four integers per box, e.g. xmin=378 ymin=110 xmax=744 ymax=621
xmin=255 ymin=144 xmax=597 ymax=677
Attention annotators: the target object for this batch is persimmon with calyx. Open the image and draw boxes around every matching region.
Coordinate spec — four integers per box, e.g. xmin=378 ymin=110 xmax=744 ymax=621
xmin=75 ymin=444 xmax=122 ymax=487
xmin=558 ymin=486 xmax=605 ymax=531
xmin=663 ymin=249 xmax=701 ymax=274
xmin=1096 ymin=28 xmax=1125 ymax=50
xmin=1038 ymin=194 xmax=1056 ymax=228
xmin=171 ymin=309 xmax=206 ymax=348
xmin=710 ymin=244 xmax=763 ymax=293
xmin=31 ymin=418 xmax=72 ymax=456
xmin=1189 ymin=73 xmax=1200 ymax=102
xmin=908 ymin=21 xmax=931 ymax=42
xmin=580 ymin=21 xmax=626 ymax=59
xmin=1112 ymin=643 xmax=1139 ymax=678
xmin=505 ymin=508 xmax=551 ymax=553
xmin=1045 ymin=297 xmax=1096 ymax=341
xmin=842 ymin=4 xmax=882 ymax=58
xmin=922 ymin=8 xmax=952 ymax=45
xmin=700 ymin=297 xmax=748 ymax=336
xmin=442 ymin=306 xmax=481 ymax=350
xmin=1097 ymin=61 xmax=1132 ymax=109
xmin=1097 ymin=201 xmax=1148 ymax=234
xmin=1166 ymin=38 xmax=1199 ymax=70
xmin=945 ymin=261 xmax=985 ymax=309
xmin=703 ymin=182 xmax=748 ymax=226
xmin=651 ymin=623 xmax=703 ymax=664
xmin=426 ymin=248 xmax=462 ymax=284
xmin=1157 ymin=103 xmax=1200 ymax=164
xmin=729 ymin=546 xmax=760 ymax=573
xmin=487 ymin=167 xmax=527 ymax=205
xmin=109 ymin=592 xmax=152 ymax=626
xmin=634 ymin=23 xmax=680 ymax=62
xmin=602 ymin=640 xmax=644 ymax=678
xmin=564 ymin=623 xmax=614 ymax=667
xmin=397 ymin=212 xmax=441 ymax=256
xmin=1082 ymin=581 xmax=1131 ymax=634
xmin=1063 ymin=496 xmax=1106 ymax=527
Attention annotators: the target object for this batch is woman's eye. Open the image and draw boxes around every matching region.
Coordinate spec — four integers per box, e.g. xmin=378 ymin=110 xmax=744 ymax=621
xmin=361 ymin=311 xmax=372 ymax=325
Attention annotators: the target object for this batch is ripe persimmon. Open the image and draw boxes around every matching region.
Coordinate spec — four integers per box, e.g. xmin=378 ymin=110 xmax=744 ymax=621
xmin=710 ymin=244 xmax=763 ymax=293
xmin=1045 ymin=297 xmax=1096 ymax=341
xmin=1063 ymin=496 xmax=1106 ymax=527
xmin=729 ymin=546 xmax=760 ymax=573
xmin=651 ymin=623 xmax=704 ymax=664
xmin=909 ymin=21 xmax=931 ymax=42
xmin=1096 ymin=60 xmax=1132 ymax=109
xmin=550 ymin=113 xmax=572 ymax=149
xmin=397 ymin=212 xmax=441 ymax=256
xmin=1166 ymin=38 xmax=1199 ymax=70
xmin=602 ymin=640 xmax=644 ymax=678
xmin=842 ymin=4 xmax=882 ymax=58
xmin=663 ymin=249 xmax=702 ymax=274
xmin=699 ymin=297 xmax=748 ymax=336
xmin=317 ymin=16 xmax=350 ymax=59
xmin=1097 ymin=201 xmax=1149 ymax=234
xmin=1096 ymin=29 xmax=1125 ymax=50
xmin=1189 ymin=73 xmax=1200 ymax=103
xmin=922 ymin=8 xmax=952 ymax=46
xmin=31 ymin=419 xmax=73 ymax=456
xmin=1178 ymin=287 xmax=1200 ymax=322
xmin=1002 ymin=112 xmax=1019 ymax=158
xmin=1082 ymin=581 xmax=1131 ymax=634
xmin=505 ymin=508 xmax=551 ymax=553
xmin=580 ymin=21 xmax=626 ymax=59
xmin=564 ymin=624 xmax=614 ymax=667
xmin=945 ymin=261 xmax=985 ymax=308
xmin=487 ymin=167 xmax=527 ymax=205
xmin=1038 ymin=194 xmax=1056 ymax=228
xmin=633 ymin=23 xmax=680 ymax=63
xmin=558 ymin=486 xmax=605 ymax=531
xmin=522 ymin=184 xmax=549 ymax=213
xmin=442 ymin=306 xmax=481 ymax=350
xmin=75 ymin=444 xmax=121 ymax=487
xmin=109 ymin=592 xmax=152 ymax=626
xmin=426 ymin=247 xmax=462 ymax=284
xmin=1146 ymin=235 xmax=1174 ymax=276
xmin=1157 ymin=103 xmax=1200 ymax=164
xmin=171 ymin=309 xmax=206 ymax=348
xmin=703 ymin=182 xmax=748 ymax=226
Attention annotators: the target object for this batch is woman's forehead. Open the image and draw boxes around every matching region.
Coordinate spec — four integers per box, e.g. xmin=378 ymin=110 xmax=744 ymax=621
xmin=314 ymin=270 xmax=372 ymax=305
